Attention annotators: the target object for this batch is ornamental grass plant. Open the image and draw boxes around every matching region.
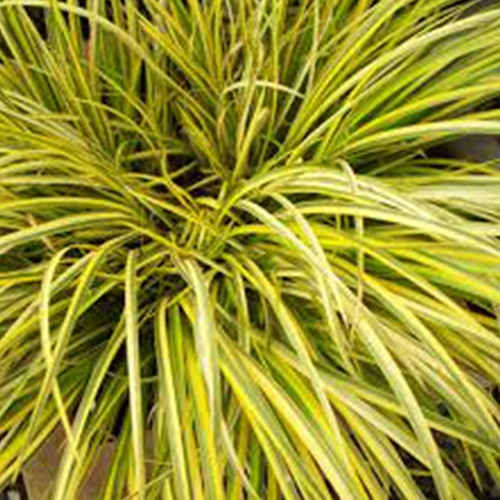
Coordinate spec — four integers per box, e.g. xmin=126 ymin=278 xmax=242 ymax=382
xmin=0 ymin=0 xmax=500 ymax=498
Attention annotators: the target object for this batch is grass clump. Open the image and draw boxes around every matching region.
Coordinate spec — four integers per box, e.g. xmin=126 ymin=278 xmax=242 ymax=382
xmin=0 ymin=0 xmax=500 ymax=498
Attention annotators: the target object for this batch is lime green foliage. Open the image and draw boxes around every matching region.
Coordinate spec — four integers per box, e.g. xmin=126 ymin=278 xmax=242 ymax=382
xmin=0 ymin=0 xmax=500 ymax=498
